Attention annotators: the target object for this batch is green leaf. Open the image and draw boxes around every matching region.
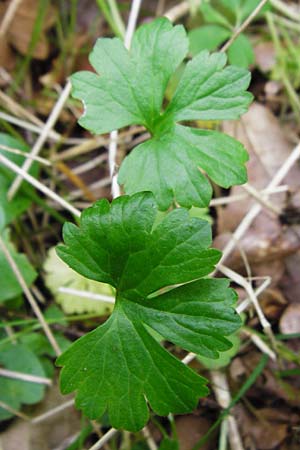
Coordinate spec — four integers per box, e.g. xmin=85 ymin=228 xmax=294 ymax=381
xmin=188 ymin=25 xmax=231 ymax=55
xmin=0 ymin=133 xmax=38 ymax=229
xmin=44 ymin=246 xmax=114 ymax=315
xmin=219 ymin=0 xmax=242 ymax=13
xmin=228 ymin=34 xmax=255 ymax=68
xmin=0 ymin=343 xmax=46 ymax=420
xmin=20 ymin=331 xmax=71 ymax=358
xmin=200 ymin=2 xmax=233 ymax=28
xmin=197 ymin=333 xmax=240 ymax=369
xmin=239 ymin=0 xmax=270 ymax=21
xmin=72 ymin=18 xmax=188 ymax=134
xmin=165 ymin=51 xmax=251 ymax=122
xmin=159 ymin=438 xmax=179 ymax=450
xmin=71 ymin=17 xmax=252 ymax=210
xmin=119 ymin=125 xmax=248 ymax=210
xmin=189 ymin=206 xmax=212 ymax=224
xmin=0 ymin=231 xmax=37 ymax=302
xmin=56 ymin=193 xmax=241 ymax=431
xmin=219 ymin=0 xmax=270 ymax=24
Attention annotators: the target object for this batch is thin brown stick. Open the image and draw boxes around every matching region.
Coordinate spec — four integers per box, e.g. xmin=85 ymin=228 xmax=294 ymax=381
xmin=242 ymin=183 xmax=281 ymax=215
xmin=55 ymin=161 xmax=96 ymax=202
xmin=31 ymin=399 xmax=75 ymax=424
xmin=218 ymin=142 xmax=300 ymax=268
xmin=221 ymin=0 xmax=269 ymax=52
xmin=0 ymin=90 xmax=60 ymax=137
xmin=0 ymin=400 xmax=30 ymax=421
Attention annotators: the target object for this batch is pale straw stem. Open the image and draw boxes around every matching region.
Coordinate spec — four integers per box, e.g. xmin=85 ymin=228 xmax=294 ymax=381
xmin=0 ymin=368 xmax=52 ymax=385
xmin=0 ymin=153 xmax=81 ymax=218
xmin=7 ymin=81 xmax=72 ymax=200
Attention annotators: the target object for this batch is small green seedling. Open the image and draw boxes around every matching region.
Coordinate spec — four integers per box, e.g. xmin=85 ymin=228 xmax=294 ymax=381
xmin=56 ymin=17 xmax=252 ymax=432
xmin=189 ymin=0 xmax=270 ymax=68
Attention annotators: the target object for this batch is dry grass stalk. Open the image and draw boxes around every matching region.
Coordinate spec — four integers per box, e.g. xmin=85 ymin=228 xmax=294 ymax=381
xmin=7 ymin=80 xmax=72 ymax=200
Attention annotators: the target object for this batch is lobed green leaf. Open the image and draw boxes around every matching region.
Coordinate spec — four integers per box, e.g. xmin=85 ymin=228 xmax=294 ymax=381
xmin=119 ymin=125 xmax=248 ymax=210
xmin=56 ymin=193 xmax=241 ymax=431
xmin=71 ymin=17 xmax=252 ymax=210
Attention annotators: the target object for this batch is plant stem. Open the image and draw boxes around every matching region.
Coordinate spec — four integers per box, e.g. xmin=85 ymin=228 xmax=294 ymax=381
xmin=7 ymin=80 xmax=72 ymax=201
xmin=107 ymin=0 xmax=125 ymax=37
xmin=270 ymin=0 xmax=300 ymax=23
xmin=109 ymin=0 xmax=143 ymax=199
xmin=191 ymin=354 xmax=269 ymax=450
xmin=221 ymin=0 xmax=269 ymax=52
xmin=96 ymin=0 xmax=124 ymax=37
xmin=266 ymin=12 xmax=300 ymax=121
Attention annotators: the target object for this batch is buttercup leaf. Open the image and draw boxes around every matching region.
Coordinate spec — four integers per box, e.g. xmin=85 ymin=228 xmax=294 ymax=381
xmin=72 ymin=18 xmax=187 ymax=134
xmin=56 ymin=193 xmax=241 ymax=431
xmin=44 ymin=247 xmax=114 ymax=315
xmin=228 ymin=34 xmax=254 ymax=68
xmin=188 ymin=25 xmax=231 ymax=55
xmin=165 ymin=51 xmax=251 ymax=121
xmin=120 ymin=125 xmax=247 ymax=209
xmin=71 ymin=17 xmax=252 ymax=210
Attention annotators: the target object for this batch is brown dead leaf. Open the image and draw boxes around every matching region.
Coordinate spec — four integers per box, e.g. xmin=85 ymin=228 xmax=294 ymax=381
xmin=214 ymin=229 xmax=298 ymax=284
xmin=0 ymin=39 xmax=15 ymax=72
xmin=235 ymin=404 xmax=289 ymax=450
xmin=254 ymin=41 xmax=276 ymax=73
xmin=230 ymin=357 xmax=247 ymax=382
xmin=0 ymin=0 xmax=56 ymax=71
xmin=220 ymin=102 xmax=296 ymax=232
xmin=238 ymin=351 xmax=300 ymax=407
xmin=280 ymin=303 xmax=300 ymax=334
xmin=175 ymin=415 xmax=214 ymax=450
xmin=216 ymin=103 xmax=300 ymax=281
xmin=40 ymin=34 xmax=91 ymax=88
xmin=0 ymin=383 xmax=80 ymax=450
xmin=264 ymin=80 xmax=282 ymax=97
xmin=279 ymin=250 xmax=300 ymax=303
xmin=258 ymin=288 xmax=287 ymax=320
